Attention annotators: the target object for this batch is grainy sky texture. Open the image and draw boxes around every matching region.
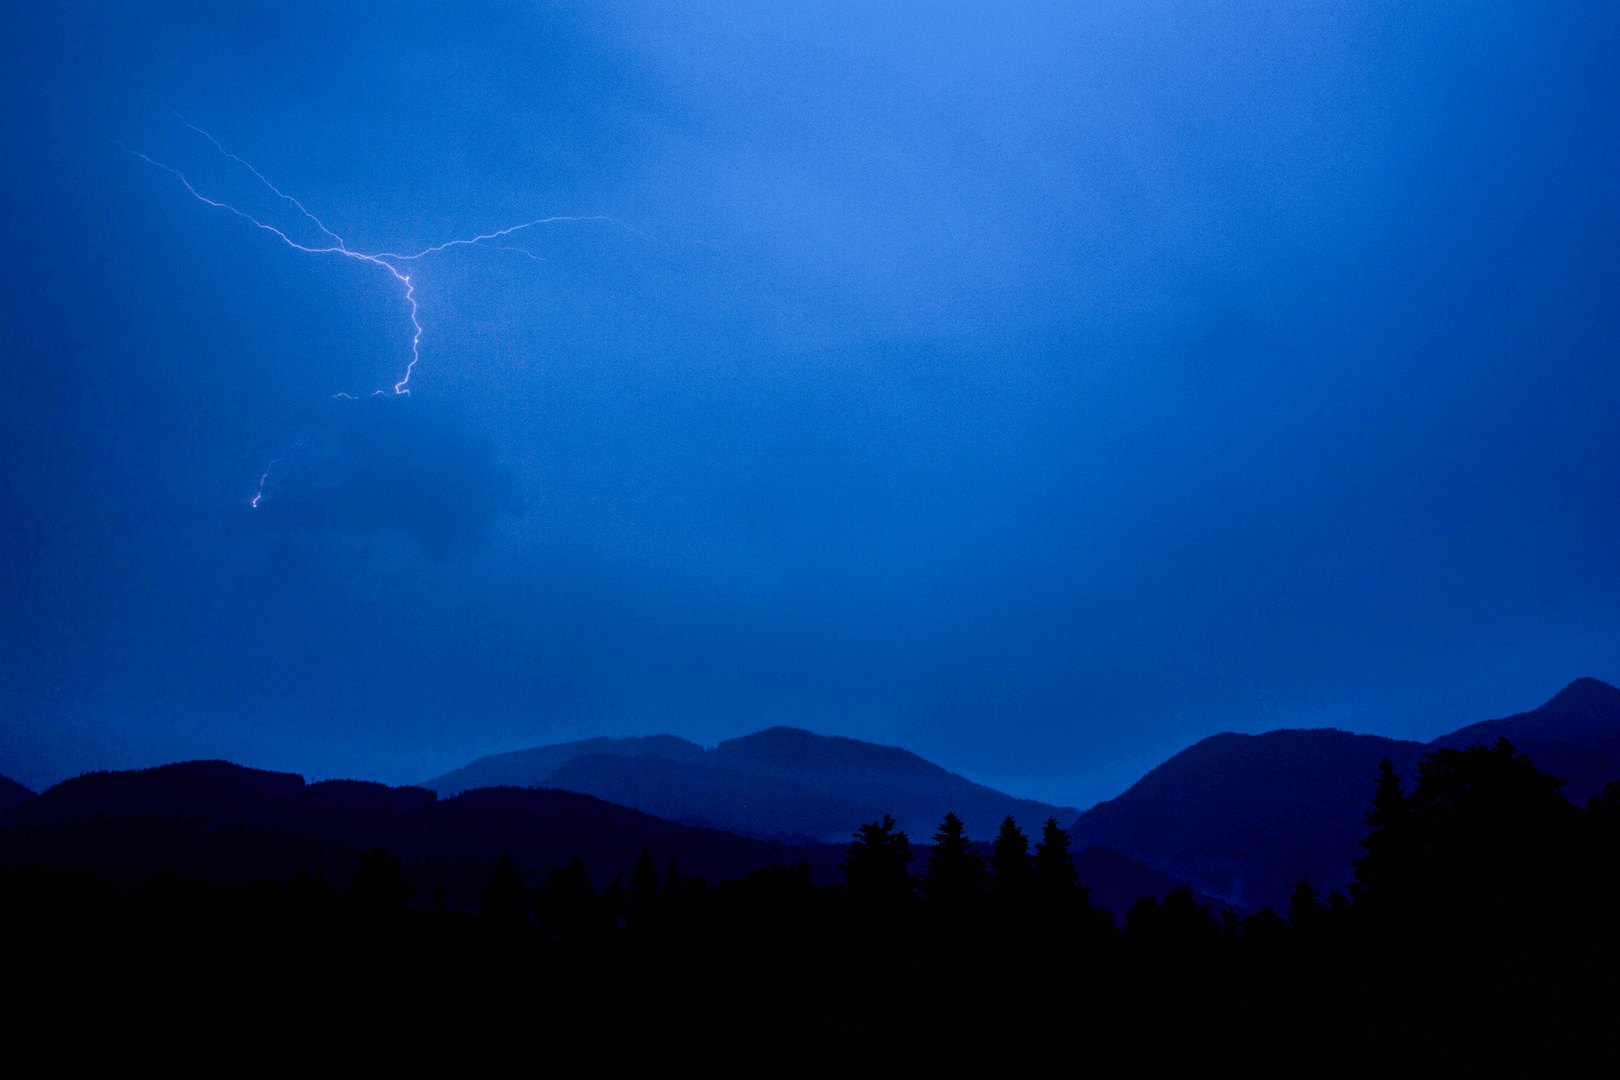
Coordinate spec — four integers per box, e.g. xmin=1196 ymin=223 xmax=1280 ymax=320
xmin=3 ymin=2 xmax=1617 ymax=804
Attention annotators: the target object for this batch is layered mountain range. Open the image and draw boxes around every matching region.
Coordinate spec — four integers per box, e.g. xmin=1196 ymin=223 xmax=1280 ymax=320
xmin=0 ymin=757 xmax=1184 ymax=918
xmin=425 ymin=726 xmax=1079 ymax=844
xmin=3 ymin=678 xmax=1615 ymax=919
xmin=1070 ymin=678 xmax=1620 ymax=910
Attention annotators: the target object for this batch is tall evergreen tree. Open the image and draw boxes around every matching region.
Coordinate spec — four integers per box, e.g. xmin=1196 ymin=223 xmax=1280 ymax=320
xmin=1287 ymin=875 xmax=1322 ymax=930
xmin=842 ymin=814 xmax=914 ymax=904
xmin=1034 ymin=817 xmax=1078 ymax=896
xmin=921 ymin=812 xmax=987 ymax=906
xmin=1351 ymin=758 xmax=1412 ymax=909
xmin=663 ymin=857 xmax=685 ymax=896
xmin=622 ymin=847 xmax=661 ymax=939
xmin=1354 ymin=741 xmax=1577 ymax=935
xmin=1413 ymin=738 xmax=1573 ymax=927
xmin=990 ymin=816 xmax=1032 ymax=898
xmin=1032 ymin=817 xmax=1113 ymax=940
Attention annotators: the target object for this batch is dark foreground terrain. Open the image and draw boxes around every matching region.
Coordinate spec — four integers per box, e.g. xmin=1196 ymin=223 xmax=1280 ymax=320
xmin=5 ymin=737 xmax=1618 ymax=1061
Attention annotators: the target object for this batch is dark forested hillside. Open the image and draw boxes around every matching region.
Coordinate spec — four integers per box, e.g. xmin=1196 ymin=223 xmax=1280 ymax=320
xmin=1068 ymin=679 xmax=1620 ymax=910
xmin=0 ymin=759 xmax=845 ymax=905
xmin=0 ymin=774 xmax=33 ymax=812
xmin=426 ymin=726 xmax=1077 ymax=842
xmin=1071 ymin=729 xmax=1426 ymax=908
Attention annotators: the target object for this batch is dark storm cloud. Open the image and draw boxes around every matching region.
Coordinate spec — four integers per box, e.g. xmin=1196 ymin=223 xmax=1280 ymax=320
xmin=252 ymin=399 xmax=518 ymax=560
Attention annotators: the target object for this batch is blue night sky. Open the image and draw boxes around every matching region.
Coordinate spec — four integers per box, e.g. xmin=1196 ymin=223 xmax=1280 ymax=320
xmin=3 ymin=2 xmax=1617 ymax=805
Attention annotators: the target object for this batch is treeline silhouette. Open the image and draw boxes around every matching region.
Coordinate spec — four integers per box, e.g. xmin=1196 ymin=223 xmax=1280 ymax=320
xmin=6 ymin=737 xmax=1618 ymax=1047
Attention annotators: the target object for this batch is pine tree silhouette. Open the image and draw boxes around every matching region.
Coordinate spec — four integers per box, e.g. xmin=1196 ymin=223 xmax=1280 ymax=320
xmin=921 ymin=812 xmax=987 ymax=908
xmin=1287 ymin=875 xmax=1322 ymax=930
xmin=1031 ymin=817 xmax=1113 ymax=941
xmin=842 ymin=814 xmax=914 ymax=905
xmin=1354 ymin=739 xmax=1579 ymax=940
xmin=1351 ymin=758 xmax=1413 ymax=914
xmin=1033 ymin=817 xmax=1078 ymax=896
xmin=990 ymin=816 xmax=1032 ymax=899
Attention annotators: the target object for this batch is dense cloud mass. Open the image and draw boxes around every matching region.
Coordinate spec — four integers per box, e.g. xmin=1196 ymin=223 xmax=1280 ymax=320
xmin=1 ymin=2 xmax=1617 ymax=802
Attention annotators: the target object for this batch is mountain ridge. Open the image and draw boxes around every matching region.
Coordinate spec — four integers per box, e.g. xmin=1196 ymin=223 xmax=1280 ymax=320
xmin=1070 ymin=678 xmax=1620 ymax=910
xmin=0 ymin=774 xmax=34 ymax=813
xmin=427 ymin=735 xmax=708 ymax=797
xmin=423 ymin=725 xmax=1078 ymax=843
xmin=0 ymin=758 xmax=848 ymax=902
xmin=0 ymin=757 xmax=1194 ymax=920
xmin=1430 ymin=677 xmax=1620 ymax=750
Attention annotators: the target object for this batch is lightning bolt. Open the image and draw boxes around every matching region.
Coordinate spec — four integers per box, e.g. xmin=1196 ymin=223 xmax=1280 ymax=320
xmin=249 ymin=457 xmax=279 ymax=509
xmin=119 ymin=112 xmax=629 ymax=504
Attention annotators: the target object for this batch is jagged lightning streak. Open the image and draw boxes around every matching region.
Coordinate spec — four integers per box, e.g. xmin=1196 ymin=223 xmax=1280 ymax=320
xmin=116 ymin=138 xmax=432 ymax=395
xmin=120 ymin=115 xmax=627 ymax=504
xmin=122 ymin=117 xmax=624 ymax=396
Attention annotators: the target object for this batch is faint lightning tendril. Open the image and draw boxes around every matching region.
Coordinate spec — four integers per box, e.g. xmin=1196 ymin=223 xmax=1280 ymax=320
xmin=249 ymin=457 xmax=280 ymax=509
xmin=119 ymin=112 xmax=630 ymax=506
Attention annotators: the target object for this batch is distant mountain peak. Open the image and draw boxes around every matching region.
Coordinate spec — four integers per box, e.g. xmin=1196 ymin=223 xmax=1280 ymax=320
xmin=712 ymin=727 xmax=944 ymax=777
xmin=1431 ymin=676 xmax=1620 ymax=752
xmin=1542 ymin=676 xmax=1620 ymax=714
